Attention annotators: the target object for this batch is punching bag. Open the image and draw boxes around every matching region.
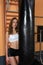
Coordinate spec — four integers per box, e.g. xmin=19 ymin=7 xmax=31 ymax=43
xmin=19 ymin=0 xmax=35 ymax=65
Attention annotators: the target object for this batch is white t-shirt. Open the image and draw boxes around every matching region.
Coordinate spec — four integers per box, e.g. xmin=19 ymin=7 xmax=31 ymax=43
xmin=9 ymin=33 xmax=19 ymax=43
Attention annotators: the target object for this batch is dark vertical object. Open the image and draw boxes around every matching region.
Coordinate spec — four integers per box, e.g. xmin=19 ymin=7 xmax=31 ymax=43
xmin=19 ymin=0 xmax=35 ymax=65
xmin=0 ymin=56 xmax=6 ymax=65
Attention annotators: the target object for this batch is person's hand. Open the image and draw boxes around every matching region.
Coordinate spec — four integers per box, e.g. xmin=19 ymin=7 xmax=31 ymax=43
xmin=6 ymin=56 xmax=9 ymax=64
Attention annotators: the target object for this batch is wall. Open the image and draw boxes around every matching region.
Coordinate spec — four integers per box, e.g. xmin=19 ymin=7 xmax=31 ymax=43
xmin=35 ymin=0 xmax=43 ymax=52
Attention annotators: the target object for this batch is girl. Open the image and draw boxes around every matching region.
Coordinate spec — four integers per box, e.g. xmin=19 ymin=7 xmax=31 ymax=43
xmin=6 ymin=18 xmax=19 ymax=65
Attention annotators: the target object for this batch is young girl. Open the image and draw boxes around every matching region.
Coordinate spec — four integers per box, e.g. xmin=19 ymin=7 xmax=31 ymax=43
xmin=6 ymin=18 xmax=19 ymax=65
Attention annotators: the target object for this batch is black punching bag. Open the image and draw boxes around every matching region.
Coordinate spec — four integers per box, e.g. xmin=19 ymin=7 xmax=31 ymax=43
xmin=19 ymin=0 xmax=35 ymax=65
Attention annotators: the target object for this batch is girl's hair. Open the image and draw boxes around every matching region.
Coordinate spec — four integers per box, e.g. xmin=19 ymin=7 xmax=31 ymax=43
xmin=8 ymin=18 xmax=19 ymax=34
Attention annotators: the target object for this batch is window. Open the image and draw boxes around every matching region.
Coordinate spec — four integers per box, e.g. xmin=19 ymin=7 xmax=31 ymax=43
xmin=37 ymin=26 xmax=43 ymax=42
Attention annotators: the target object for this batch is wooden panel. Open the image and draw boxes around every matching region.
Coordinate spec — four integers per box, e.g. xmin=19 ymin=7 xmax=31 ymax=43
xmin=35 ymin=0 xmax=43 ymax=16
xmin=34 ymin=34 xmax=37 ymax=42
xmin=35 ymin=42 xmax=43 ymax=51
xmin=8 ymin=5 xmax=18 ymax=11
xmin=41 ymin=43 xmax=43 ymax=50
xmin=6 ymin=16 xmax=17 ymax=20
xmin=35 ymin=18 xmax=43 ymax=26
xmin=6 ymin=20 xmax=10 ymax=24
xmin=6 ymin=0 xmax=19 ymax=32
xmin=35 ymin=42 xmax=40 ymax=52
xmin=0 ymin=0 xmax=5 ymax=56
xmin=10 ymin=0 xmax=18 ymax=3
xmin=6 ymin=12 xmax=18 ymax=16
xmin=34 ymin=25 xmax=37 ymax=33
